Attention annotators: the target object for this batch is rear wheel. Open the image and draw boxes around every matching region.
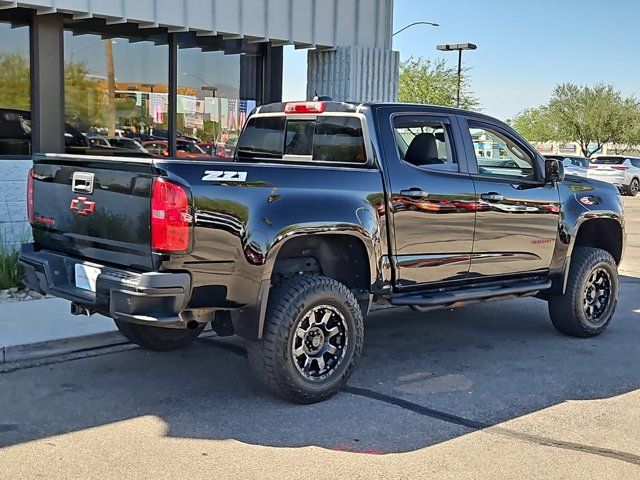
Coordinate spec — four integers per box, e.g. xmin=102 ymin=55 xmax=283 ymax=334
xmin=114 ymin=320 xmax=205 ymax=351
xmin=627 ymin=178 xmax=639 ymax=196
xmin=247 ymin=275 xmax=364 ymax=404
xmin=548 ymin=247 xmax=618 ymax=337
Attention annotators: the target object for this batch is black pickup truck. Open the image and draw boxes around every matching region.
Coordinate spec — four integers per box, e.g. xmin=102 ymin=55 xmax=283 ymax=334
xmin=20 ymin=101 xmax=624 ymax=404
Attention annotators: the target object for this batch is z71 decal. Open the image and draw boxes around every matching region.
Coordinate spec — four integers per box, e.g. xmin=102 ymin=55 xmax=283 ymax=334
xmin=202 ymin=171 xmax=248 ymax=182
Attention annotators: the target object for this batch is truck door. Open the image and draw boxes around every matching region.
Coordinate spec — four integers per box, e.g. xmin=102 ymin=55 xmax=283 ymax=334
xmin=378 ymin=110 xmax=477 ymax=288
xmin=459 ymin=118 xmax=561 ymax=278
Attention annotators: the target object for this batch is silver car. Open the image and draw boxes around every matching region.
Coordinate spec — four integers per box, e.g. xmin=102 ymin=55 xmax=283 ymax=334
xmin=546 ymin=155 xmax=590 ymax=178
xmin=588 ymin=155 xmax=640 ymax=196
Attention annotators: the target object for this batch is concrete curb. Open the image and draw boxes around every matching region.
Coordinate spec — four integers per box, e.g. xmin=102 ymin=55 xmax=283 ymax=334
xmin=1 ymin=331 xmax=127 ymax=364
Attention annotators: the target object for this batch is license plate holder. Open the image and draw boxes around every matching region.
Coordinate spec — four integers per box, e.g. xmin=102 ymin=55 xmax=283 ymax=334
xmin=75 ymin=263 xmax=101 ymax=292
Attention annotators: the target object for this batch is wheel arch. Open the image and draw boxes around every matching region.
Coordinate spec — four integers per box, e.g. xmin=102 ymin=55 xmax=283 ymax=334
xmin=231 ymin=229 xmax=378 ymax=341
xmin=572 ymin=217 xmax=624 ymax=265
xmin=558 ymin=215 xmax=624 ymax=295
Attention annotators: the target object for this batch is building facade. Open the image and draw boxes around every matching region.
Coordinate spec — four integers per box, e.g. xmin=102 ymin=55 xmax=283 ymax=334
xmin=0 ymin=0 xmax=398 ymax=249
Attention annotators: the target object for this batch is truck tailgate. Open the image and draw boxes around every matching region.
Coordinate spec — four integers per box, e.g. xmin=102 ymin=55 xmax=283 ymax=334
xmin=31 ymin=154 xmax=155 ymax=271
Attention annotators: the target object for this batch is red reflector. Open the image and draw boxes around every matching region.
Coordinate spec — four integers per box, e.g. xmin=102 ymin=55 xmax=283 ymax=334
xmin=151 ymin=178 xmax=191 ymax=253
xmin=27 ymin=168 xmax=34 ymax=224
xmin=284 ymin=101 xmax=326 ymax=114
xmin=612 ymin=165 xmax=629 ymax=170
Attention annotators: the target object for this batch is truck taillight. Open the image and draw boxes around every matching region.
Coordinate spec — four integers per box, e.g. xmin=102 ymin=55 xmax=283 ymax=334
xmin=27 ymin=168 xmax=34 ymax=224
xmin=284 ymin=101 xmax=326 ymax=114
xmin=151 ymin=178 xmax=191 ymax=253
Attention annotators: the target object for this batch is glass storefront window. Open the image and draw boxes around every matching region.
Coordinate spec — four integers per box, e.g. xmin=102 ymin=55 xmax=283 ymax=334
xmin=64 ymin=31 xmax=168 ymax=156
xmin=0 ymin=20 xmax=30 ymax=156
xmin=177 ymin=47 xmax=257 ymax=158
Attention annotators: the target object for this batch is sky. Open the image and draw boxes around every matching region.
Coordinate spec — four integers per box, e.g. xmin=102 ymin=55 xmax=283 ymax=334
xmin=283 ymin=0 xmax=640 ymax=121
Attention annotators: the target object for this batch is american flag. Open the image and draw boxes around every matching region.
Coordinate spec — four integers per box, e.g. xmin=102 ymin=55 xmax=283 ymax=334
xmin=237 ymin=100 xmax=248 ymax=130
xmin=228 ymin=99 xmax=237 ymax=131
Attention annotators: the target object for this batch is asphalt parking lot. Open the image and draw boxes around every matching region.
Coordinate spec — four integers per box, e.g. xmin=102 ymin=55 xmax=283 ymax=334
xmin=1 ymin=199 xmax=640 ymax=479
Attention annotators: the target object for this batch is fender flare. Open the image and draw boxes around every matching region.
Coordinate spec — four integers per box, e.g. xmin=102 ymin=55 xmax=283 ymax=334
xmin=231 ymin=224 xmax=382 ymax=340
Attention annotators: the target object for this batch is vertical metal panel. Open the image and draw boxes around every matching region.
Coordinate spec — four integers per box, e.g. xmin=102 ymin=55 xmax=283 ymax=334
xmin=334 ymin=0 xmax=357 ymax=47
xmin=215 ymin=0 xmax=241 ymax=35
xmin=313 ymin=0 xmax=333 ymax=46
xmin=156 ymin=0 xmax=185 ymax=28
xmin=357 ymin=0 xmax=377 ymax=49
xmin=90 ymin=0 xmax=123 ymax=18
xmin=126 ymin=0 xmax=156 ymax=23
xmin=266 ymin=0 xmax=289 ymax=41
xmin=291 ymin=0 xmax=313 ymax=45
xmin=243 ymin=0 xmax=267 ymax=37
xmin=185 ymin=0 xmax=215 ymax=32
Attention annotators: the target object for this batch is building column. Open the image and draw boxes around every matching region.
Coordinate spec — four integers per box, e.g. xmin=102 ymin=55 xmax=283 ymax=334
xmin=30 ymin=13 xmax=65 ymax=154
xmin=307 ymin=46 xmax=399 ymax=103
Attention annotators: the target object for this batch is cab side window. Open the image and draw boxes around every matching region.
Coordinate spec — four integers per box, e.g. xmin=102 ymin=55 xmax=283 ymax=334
xmin=468 ymin=123 xmax=536 ymax=179
xmin=393 ymin=116 xmax=456 ymax=172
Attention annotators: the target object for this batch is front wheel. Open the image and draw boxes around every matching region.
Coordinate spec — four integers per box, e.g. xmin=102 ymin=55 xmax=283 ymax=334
xmin=247 ymin=275 xmax=364 ymax=404
xmin=114 ymin=320 xmax=206 ymax=351
xmin=548 ymin=247 xmax=619 ymax=337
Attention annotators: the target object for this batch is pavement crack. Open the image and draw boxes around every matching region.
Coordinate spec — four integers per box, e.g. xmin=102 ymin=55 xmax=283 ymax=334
xmin=342 ymin=386 xmax=488 ymax=429
xmin=486 ymin=426 xmax=640 ymax=466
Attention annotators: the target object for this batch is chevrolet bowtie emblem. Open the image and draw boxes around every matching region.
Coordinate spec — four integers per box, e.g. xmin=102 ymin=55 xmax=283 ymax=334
xmin=70 ymin=196 xmax=96 ymax=216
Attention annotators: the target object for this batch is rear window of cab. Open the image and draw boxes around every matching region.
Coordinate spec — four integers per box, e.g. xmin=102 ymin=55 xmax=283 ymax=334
xmin=235 ymin=115 xmax=367 ymax=165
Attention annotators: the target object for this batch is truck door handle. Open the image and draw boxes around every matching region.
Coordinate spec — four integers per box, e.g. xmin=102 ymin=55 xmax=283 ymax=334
xmin=400 ymin=189 xmax=428 ymax=199
xmin=480 ymin=192 xmax=504 ymax=202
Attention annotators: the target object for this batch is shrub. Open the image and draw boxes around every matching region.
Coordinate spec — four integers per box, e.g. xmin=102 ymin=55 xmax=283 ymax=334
xmin=0 ymin=233 xmax=24 ymax=290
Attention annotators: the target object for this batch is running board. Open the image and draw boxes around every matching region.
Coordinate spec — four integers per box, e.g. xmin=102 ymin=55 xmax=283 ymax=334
xmin=388 ymin=279 xmax=552 ymax=308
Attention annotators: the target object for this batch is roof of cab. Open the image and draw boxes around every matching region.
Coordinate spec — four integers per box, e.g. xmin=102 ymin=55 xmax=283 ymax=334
xmin=255 ymin=101 xmax=510 ymax=125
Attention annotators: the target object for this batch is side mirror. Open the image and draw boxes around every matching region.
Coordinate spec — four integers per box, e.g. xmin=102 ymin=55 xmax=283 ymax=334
xmin=545 ymin=158 xmax=565 ymax=183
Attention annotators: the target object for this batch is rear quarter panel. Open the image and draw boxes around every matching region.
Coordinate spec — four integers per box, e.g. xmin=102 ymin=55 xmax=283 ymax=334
xmin=154 ymin=160 xmax=389 ymax=308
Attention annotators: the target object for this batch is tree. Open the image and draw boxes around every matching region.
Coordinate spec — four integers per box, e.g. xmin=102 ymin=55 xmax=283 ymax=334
xmin=64 ymin=62 xmax=105 ymax=132
xmin=0 ymin=52 xmax=30 ymax=111
xmin=511 ymin=83 xmax=640 ymax=158
xmin=398 ymin=57 xmax=480 ymax=110
xmin=509 ymin=107 xmax=559 ymax=143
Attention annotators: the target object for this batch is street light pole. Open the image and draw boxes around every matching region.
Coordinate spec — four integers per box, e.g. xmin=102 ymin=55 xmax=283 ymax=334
xmin=392 ymin=21 xmax=439 ymax=37
xmin=436 ymin=43 xmax=477 ymax=108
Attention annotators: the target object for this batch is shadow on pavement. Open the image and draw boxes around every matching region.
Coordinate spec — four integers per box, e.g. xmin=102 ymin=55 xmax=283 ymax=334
xmin=1 ymin=279 xmax=639 ymax=454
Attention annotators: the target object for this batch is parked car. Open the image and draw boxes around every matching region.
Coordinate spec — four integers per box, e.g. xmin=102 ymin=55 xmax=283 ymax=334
xmin=142 ymin=140 xmax=208 ymax=159
xmin=105 ymin=137 xmax=149 ymax=154
xmin=588 ymin=155 xmax=640 ymax=196
xmin=21 ymin=101 xmax=624 ymax=404
xmin=0 ymin=108 xmax=89 ymax=155
xmin=87 ymin=136 xmax=111 ymax=149
xmin=545 ymin=155 xmax=590 ymax=177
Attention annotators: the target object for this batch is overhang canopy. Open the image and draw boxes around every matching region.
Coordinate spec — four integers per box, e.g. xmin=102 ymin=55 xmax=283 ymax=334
xmin=0 ymin=0 xmax=393 ymax=49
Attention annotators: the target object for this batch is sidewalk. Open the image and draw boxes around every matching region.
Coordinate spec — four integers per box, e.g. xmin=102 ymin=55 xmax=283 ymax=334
xmin=0 ymin=298 xmax=124 ymax=363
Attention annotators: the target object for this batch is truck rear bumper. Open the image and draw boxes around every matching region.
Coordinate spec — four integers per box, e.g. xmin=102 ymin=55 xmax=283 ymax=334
xmin=19 ymin=244 xmax=192 ymax=329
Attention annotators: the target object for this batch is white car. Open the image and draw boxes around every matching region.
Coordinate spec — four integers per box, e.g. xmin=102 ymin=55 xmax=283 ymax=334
xmin=588 ymin=156 xmax=640 ymax=196
xmin=546 ymin=155 xmax=590 ymax=178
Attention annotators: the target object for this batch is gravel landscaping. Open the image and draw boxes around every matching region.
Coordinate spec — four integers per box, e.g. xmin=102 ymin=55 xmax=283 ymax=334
xmin=0 ymin=288 xmax=49 ymax=303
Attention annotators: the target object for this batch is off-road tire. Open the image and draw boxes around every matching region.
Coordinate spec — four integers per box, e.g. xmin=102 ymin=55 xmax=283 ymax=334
xmin=114 ymin=320 xmax=205 ymax=351
xmin=247 ymin=275 xmax=364 ymax=404
xmin=548 ymin=247 xmax=618 ymax=337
